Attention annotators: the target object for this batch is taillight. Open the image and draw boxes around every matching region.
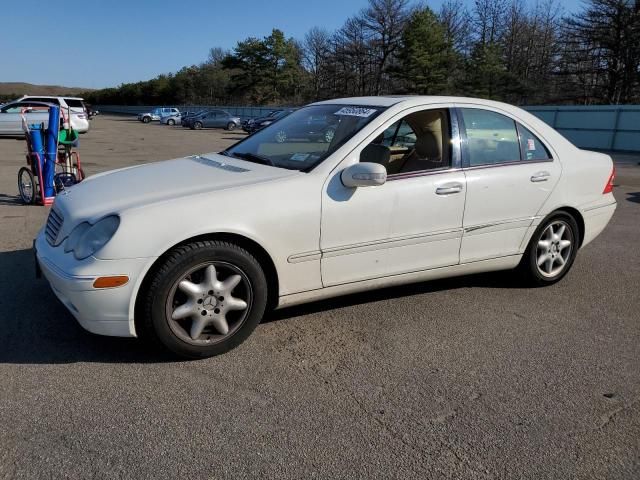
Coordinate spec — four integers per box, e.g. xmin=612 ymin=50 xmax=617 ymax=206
xmin=603 ymin=166 xmax=615 ymax=194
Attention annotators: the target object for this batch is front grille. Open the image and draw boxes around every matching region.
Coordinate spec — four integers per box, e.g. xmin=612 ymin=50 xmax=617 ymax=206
xmin=45 ymin=208 xmax=64 ymax=245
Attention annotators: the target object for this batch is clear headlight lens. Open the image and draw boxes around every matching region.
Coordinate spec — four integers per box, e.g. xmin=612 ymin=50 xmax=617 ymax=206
xmin=71 ymin=215 xmax=120 ymax=260
xmin=64 ymin=222 xmax=91 ymax=253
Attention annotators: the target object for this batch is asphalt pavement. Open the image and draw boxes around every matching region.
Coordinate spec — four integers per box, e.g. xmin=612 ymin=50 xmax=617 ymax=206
xmin=0 ymin=117 xmax=638 ymax=479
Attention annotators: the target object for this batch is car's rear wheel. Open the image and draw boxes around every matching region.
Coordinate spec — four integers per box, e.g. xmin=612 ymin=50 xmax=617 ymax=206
xmin=194 ymin=121 xmax=203 ymax=130
xmin=142 ymin=116 xmax=151 ymax=124
xmin=18 ymin=167 xmax=36 ymax=204
xmin=140 ymin=240 xmax=268 ymax=359
xmin=226 ymin=122 xmax=236 ymax=131
xmin=167 ymin=119 xmax=175 ymax=126
xmin=520 ymin=212 xmax=579 ymax=286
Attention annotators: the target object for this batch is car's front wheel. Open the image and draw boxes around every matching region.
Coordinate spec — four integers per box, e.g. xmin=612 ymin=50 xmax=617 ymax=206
xmin=193 ymin=121 xmax=203 ymax=130
xmin=167 ymin=119 xmax=175 ymax=126
xmin=520 ymin=212 xmax=579 ymax=286
xmin=142 ymin=116 xmax=151 ymax=124
xmin=140 ymin=240 xmax=268 ymax=359
xmin=226 ymin=122 xmax=236 ymax=131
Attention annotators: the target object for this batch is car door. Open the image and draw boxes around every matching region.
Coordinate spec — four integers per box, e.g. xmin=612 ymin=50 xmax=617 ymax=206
xmin=215 ymin=111 xmax=229 ymax=128
xmin=202 ymin=112 xmax=215 ymax=128
xmin=0 ymin=103 xmax=47 ymax=135
xmin=320 ymin=107 xmax=466 ymax=286
xmin=457 ymin=106 xmax=561 ymax=263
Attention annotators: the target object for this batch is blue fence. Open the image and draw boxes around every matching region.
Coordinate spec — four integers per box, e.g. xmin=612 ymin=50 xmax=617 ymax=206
xmin=525 ymin=105 xmax=640 ymax=152
xmin=97 ymin=103 xmax=640 ymax=152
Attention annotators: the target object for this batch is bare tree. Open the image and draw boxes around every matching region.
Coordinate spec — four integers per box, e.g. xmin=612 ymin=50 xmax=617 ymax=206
xmin=439 ymin=0 xmax=472 ymax=54
xmin=560 ymin=0 xmax=640 ymax=104
xmin=302 ymin=27 xmax=331 ymax=99
xmin=361 ymin=0 xmax=411 ymax=94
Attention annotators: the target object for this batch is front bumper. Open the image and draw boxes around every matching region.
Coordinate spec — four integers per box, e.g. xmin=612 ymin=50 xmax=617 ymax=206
xmin=34 ymin=232 xmax=153 ymax=337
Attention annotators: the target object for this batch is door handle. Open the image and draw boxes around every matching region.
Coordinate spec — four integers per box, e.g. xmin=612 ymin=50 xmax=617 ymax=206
xmin=435 ymin=183 xmax=464 ymax=195
xmin=530 ymin=171 xmax=551 ymax=182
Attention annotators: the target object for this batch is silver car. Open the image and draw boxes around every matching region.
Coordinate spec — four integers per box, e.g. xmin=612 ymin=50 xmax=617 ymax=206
xmin=138 ymin=107 xmax=180 ymax=123
xmin=0 ymin=101 xmax=53 ymax=136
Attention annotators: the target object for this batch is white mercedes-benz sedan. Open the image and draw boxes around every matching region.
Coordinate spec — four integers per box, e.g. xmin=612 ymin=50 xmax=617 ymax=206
xmin=35 ymin=96 xmax=617 ymax=358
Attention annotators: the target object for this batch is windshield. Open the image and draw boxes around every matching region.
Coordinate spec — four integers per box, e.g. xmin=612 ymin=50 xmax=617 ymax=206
xmin=225 ymin=105 xmax=384 ymax=171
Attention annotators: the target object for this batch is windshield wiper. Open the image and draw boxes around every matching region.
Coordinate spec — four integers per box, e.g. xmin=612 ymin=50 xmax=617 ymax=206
xmin=228 ymin=151 xmax=275 ymax=167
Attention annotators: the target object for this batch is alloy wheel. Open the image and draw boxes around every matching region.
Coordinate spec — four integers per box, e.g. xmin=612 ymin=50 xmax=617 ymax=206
xmin=165 ymin=262 xmax=252 ymax=345
xmin=536 ymin=220 xmax=573 ymax=278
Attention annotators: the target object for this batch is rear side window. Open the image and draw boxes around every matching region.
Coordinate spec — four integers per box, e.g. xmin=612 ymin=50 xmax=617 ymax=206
xmin=64 ymin=99 xmax=84 ymax=108
xmin=517 ymin=124 xmax=551 ymax=161
xmin=460 ymin=108 xmax=521 ymax=166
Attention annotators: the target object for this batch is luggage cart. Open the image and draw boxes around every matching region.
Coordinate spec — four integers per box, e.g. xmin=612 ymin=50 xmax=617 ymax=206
xmin=17 ymin=106 xmax=84 ymax=205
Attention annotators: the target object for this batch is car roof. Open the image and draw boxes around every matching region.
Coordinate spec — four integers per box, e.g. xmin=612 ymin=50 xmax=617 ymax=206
xmin=310 ymin=95 xmax=523 ymax=111
xmin=19 ymin=95 xmax=84 ymax=100
xmin=5 ymin=100 xmax=56 ymax=107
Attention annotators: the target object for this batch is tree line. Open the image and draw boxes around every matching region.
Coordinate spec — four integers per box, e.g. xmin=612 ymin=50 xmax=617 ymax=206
xmin=84 ymin=0 xmax=640 ymax=107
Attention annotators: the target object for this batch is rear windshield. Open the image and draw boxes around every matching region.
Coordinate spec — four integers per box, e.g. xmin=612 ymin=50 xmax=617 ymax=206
xmin=64 ymin=99 xmax=85 ymax=108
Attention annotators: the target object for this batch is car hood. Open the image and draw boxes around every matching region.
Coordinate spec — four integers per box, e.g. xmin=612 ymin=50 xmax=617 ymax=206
xmin=53 ymin=153 xmax=299 ymax=222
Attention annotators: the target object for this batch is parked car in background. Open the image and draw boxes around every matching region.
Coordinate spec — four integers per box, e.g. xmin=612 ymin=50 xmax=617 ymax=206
xmin=85 ymin=104 xmax=99 ymax=118
xmin=181 ymin=111 xmax=206 ymax=128
xmin=0 ymin=101 xmax=51 ymax=136
xmin=243 ymin=109 xmax=295 ymax=134
xmin=138 ymin=107 xmax=180 ymax=123
xmin=15 ymin=95 xmax=90 ymax=133
xmin=34 ymin=96 xmax=617 ymax=359
xmin=272 ymin=111 xmax=337 ymax=143
xmin=160 ymin=112 xmax=182 ymax=126
xmin=182 ymin=109 xmax=241 ymax=130
xmin=161 ymin=111 xmax=199 ymax=126
xmin=242 ymin=109 xmax=283 ymax=132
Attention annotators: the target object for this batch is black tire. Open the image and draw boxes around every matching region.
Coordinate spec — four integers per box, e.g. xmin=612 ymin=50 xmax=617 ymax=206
xmin=18 ymin=167 xmax=36 ymax=204
xmin=167 ymin=119 xmax=175 ymax=126
xmin=194 ymin=121 xmax=203 ymax=130
xmin=519 ymin=212 xmax=580 ymax=286
xmin=139 ymin=240 xmax=268 ymax=359
xmin=142 ymin=116 xmax=151 ymax=124
xmin=226 ymin=122 xmax=236 ymax=131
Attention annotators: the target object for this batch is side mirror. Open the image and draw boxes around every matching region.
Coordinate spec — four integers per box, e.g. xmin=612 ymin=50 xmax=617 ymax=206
xmin=341 ymin=162 xmax=387 ymax=188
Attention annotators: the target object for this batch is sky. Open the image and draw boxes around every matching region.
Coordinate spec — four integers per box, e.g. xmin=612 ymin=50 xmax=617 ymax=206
xmin=0 ymin=0 xmax=585 ymax=89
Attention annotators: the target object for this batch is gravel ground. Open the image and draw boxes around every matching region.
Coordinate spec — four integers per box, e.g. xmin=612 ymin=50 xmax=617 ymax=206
xmin=0 ymin=116 xmax=638 ymax=479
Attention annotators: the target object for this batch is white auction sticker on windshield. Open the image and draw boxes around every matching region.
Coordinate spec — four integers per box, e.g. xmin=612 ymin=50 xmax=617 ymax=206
xmin=334 ymin=107 xmax=377 ymax=118
xmin=290 ymin=153 xmax=310 ymax=161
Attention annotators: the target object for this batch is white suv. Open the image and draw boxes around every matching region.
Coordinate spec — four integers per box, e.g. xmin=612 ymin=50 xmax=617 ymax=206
xmin=18 ymin=95 xmax=90 ymax=133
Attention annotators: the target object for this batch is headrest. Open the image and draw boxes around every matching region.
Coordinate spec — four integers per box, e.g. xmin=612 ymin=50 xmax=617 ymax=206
xmin=414 ymin=131 xmax=439 ymax=159
xmin=360 ymin=143 xmax=391 ymax=166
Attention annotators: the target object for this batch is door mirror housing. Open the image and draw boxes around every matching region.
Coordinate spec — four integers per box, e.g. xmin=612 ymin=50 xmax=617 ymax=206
xmin=341 ymin=162 xmax=387 ymax=188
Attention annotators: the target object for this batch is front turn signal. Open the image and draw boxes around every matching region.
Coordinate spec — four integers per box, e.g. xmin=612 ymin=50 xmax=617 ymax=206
xmin=93 ymin=276 xmax=129 ymax=289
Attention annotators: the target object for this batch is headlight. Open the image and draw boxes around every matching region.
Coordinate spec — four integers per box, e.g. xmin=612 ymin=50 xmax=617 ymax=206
xmin=64 ymin=222 xmax=91 ymax=253
xmin=67 ymin=215 xmax=120 ymax=260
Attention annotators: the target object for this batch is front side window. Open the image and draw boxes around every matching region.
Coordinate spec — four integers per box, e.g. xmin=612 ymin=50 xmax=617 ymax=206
xmin=1 ymin=103 xmax=44 ymax=113
xmin=1 ymin=103 xmax=21 ymax=113
xmin=460 ymin=108 xmax=520 ymax=166
xmin=225 ymin=105 xmax=384 ymax=171
xmin=361 ymin=108 xmax=451 ymax=176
